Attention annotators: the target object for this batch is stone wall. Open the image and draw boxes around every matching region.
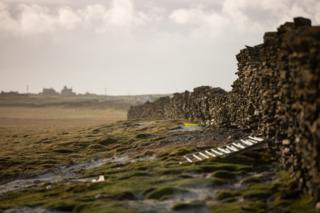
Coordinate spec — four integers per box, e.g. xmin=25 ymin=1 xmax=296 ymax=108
xmin=128 ymin=86 xmax=230 ymax=127
xmin=127 ymin=17 xmax=320 ymax=202
xmin=232 ymin=17 xmax=320 ymax=201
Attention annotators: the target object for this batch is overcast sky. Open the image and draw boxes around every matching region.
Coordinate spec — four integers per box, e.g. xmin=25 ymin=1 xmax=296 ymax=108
xmin=0 ymin=0 xmax=319 ymax=95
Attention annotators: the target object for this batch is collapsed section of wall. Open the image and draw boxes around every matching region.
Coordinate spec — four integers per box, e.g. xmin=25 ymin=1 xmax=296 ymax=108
xmin=127 ymin=17 xmax=320 ymax=202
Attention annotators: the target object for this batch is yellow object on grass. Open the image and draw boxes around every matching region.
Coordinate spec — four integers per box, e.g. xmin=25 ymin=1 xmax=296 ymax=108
xmin=183 ymin=122 xmax=199 ymax=127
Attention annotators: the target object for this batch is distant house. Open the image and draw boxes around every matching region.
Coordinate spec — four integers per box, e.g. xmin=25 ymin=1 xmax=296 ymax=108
xmin=61 ymin=86 xmax=76 ymax=96
xmin=0 ymin=91 xmax=27 ymax=97
xmin=40 ymin=88 xmax=59 ymax=96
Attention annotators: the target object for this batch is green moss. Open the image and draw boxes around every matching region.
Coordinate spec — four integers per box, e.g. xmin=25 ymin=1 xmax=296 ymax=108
xmin=243 ymin=190 xmax=272 ymax=200
xmin=209 ymin=202 xmax=243 ymax=213
xmin=216 ymin=190 xmax=241 ymax=201
xmin=0 ymin=120 xmax=315 ymax=213
xmin=117 ymin=171 xmax=151 ymax=180
xmin=78 ymin=202 xmax=137 ymax=213
xmin=209 ymin=177 xmax=228 ymax=186
xmin=241 ymin=182 xmax=274 ymax=201
xmin=247 ymin=182 xmax=274 ymax=191
xmin=46 ymin=201 xmax=76 ymax=211
xmin=172 ymin=201 xmax=207 ymax=211
xmin=198 ymin=165 xmax=219 ymax=173
xmin=240 ymin=201 xmax=268 ymax=212
xmin=198 ymin=162 xmax=252 ymax=174
xmin=271 ymin=191 xmax=315 ymax=212
xmin=158 ymin=168 xmax=183 ymax=175
xmin=99 ymin=138 xmax=118 ymax=145
xmin=145 ymin=187 xmax=190 ymax=200
xmin=174 ymin=178 xmax=211 ymax=188
xmin=168 ymin=147 xmax=197 ymax=156
xmin=211 ymin=170 xmax=238 ymax=179
xmin=241 ymin=176 xmax=264 ymax=185
xmin=285 ymin=195 xmax=315 ymax=213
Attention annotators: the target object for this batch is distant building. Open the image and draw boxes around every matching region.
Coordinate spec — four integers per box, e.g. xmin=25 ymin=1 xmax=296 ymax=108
xmin=61 ymin=86 xmax=76 ymax=96
xmin=84 ymin=92 xmax=96 ymax=96
xmin=40 ymin=88 xmax=59 ymax=96
xmin=0 ymin=91 xmax=27 ymax=97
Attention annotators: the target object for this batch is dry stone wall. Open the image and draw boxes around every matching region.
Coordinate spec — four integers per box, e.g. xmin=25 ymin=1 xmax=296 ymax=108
xmin=128 ymin=86 xmax=229 ymax=127
xmin=128 ymin=17 xmax=320 ymax=202
xmin=232 ymin=18 xmax=320 ymax=201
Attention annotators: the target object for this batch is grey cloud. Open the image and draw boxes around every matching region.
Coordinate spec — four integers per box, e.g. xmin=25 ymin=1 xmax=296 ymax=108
xmin=1 ymin=0 xmax=319 ymax=36
xmin=0 ymin=0 xmax=319 ymax=95
xmin=0 ymin=0 xmax=150 ymax=35
xmin=170 ymin=0 xmax=320 ymax=34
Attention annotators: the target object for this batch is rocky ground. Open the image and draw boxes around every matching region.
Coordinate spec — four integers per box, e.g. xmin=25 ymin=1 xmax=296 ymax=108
xmin=0 ymin=120 xmax=316 ymax=213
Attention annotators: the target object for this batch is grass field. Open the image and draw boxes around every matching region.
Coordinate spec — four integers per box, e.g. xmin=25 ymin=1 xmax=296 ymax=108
xmin=0 ymin=119 xmax=315 ymax=212
xmin=0 ymin=106 xmax=126 ymax=129
xmin=0 ymin=96 xmax=315 ymax=212
xmin=0 ymin=94 xmax=164 ymax=130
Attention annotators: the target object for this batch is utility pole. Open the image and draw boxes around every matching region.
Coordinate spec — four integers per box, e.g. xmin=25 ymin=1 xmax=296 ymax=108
xmin=26 ymin=85 xmax=29 ymax=94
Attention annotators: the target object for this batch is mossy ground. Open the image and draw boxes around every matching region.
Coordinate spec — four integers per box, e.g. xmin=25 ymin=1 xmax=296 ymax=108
xmin=0 ymin=120 xmax=316 ymax=212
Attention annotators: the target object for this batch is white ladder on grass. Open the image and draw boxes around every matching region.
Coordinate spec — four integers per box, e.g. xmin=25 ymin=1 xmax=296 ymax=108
xmin=183 ymin=136 xmax=264 ymax=163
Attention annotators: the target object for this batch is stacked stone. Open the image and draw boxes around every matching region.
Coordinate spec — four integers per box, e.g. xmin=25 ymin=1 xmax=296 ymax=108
xmin=283 ymin=19 xmax=320 ymax=200
xmin=232 ymin=17 xmax=320 ymax=201
xmin=188 ymin=86 xmax=212 ymax=124
xmin=169 ymin=92 xmax=188 ymax=120
xmin=180 ymin=91 xmax=192 ymax=120
xmin=127 ymin=96 xmax=170 ymax=120
xmin=127 ymin=101 xmax=153 ymax=120
xmin=206 ymin=87 xmax=229 ymax=127
xmin=128 ymin=86 xmax=229 ymax=126
xmin=274 ymin=20 xmax=309 ymax=188
xmin=231 ymin=45 xmax=263 ymax=131
xmin=127 ymin=17 xmax=320 ymax=204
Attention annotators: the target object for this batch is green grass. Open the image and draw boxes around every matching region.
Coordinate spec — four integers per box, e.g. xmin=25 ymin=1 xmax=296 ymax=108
xmin=0 ymin=120 xmax=316 ymax=213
